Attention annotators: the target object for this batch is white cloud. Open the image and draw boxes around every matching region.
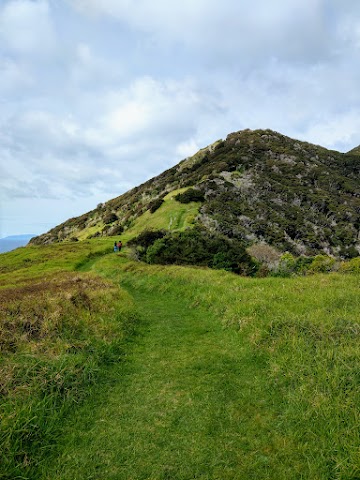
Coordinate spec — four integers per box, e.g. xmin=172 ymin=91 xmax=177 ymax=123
xmin=68 ymin=0 xmax=334 ymax=64
xmin=0 ymin=0 xmax=56 ymax=56
xmin=302 ymin=110 xmax=360 ymax=152
xmin=0 ymin=57 xmax=33 ymax=92
xmin=0 ymin=76 xmax=212 ymax=201
xmin=69 ymin=42 xmax=124 ymax=87
xmin=176 ymin=139 xmax=201 ymax=159
xmin=98 ymin=77 xmax=203 ymax=140
xmin=2 ymin=0 xmax=360 ymax=236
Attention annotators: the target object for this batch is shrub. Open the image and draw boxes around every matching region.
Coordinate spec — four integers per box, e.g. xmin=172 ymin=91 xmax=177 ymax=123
xmin=247 ymin=243 xmax=281 ymax=270
xmin=339 ymin=246 xmax=359 ymax=259
xmin=127 ymin=229 xmax=166 ymax=249
xmin=135 ymin=226 xmax=257 ymax=276
xmin=338 ymin=257 xmax=360 ymax=273
xmin=175 ymin=188 xmax=205 ymax=204
xmin=277 ymin=252 xmax=297 ymax=277
xmin=294 ymin=256 xmax=314 ymax=274
xmin=148 ymin=198 xmax=164 ymax=213
xmin=308 ymin=254 xmax=336 ymax=273
xmin=108 ymin=224 xmax=124 ymax=236
xmin=103 ymin=212 xmax=118 ymax=224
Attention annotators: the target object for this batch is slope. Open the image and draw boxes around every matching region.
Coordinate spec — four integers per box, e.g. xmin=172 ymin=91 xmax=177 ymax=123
xmin=38 ymin=255 xmax=360 ymax=480
xmin=29 ymin=129 xmax=360 ymax=259
xmin=1 ymin=240 xmax=360 ymax=479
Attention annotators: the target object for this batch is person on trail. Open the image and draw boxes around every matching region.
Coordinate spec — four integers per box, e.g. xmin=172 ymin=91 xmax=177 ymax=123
xmin=114 ymin=241 xmax=118 ymax=252
xmin=117 ymin=240 xmax=122 ymax=252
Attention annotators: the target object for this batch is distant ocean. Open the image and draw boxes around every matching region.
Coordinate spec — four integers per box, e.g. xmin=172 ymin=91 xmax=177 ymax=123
xmin=0 ymin=235 xmax=35 ymax=254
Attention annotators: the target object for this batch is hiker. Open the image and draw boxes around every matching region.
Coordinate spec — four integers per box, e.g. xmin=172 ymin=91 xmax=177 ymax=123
xmin=114 ymin=241 xmax=118 ymax=252
xmin=117 ymin=240 xmax=122 ymax=252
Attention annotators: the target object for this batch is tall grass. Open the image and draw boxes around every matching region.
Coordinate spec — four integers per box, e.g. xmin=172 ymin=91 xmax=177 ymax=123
xmin=0 ymin=238 xmax=113 ymax=289
xmin=93 ymin=257 xmax=360 ymax=479
xmin=0 ymin=244 xmax=138 ymax=479
xmin=1 ymin=240 xmax=360 ymax=478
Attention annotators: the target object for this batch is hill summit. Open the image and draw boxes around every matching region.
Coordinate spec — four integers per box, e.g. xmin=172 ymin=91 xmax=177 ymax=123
xmin=30 ymin=129 xmax=360 ymax=259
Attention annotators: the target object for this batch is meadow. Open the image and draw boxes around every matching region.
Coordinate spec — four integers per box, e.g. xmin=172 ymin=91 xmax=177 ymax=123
xmin=0 ymin=240 xmax=359 ymax=479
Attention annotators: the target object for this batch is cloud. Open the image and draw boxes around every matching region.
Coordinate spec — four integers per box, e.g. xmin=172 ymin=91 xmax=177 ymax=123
xmin=0 ymin=57 xmax=33 ymax=92
xmin=0 ymin=0 xmax=56 ymax=56
xmin=68 ymin=0 xmax=335 ymax=65
xmin=2 ymin=0 xmax=360 ymax=237
xmin=69 ymin=42 xmax=124 ymax=88
xmin=302 ymin=110 xmax=360 ymax=152
xmin=97 ymin=77 xmax=206 ymax=140
xmin=0 ymin=76 xmax=221 ymax=202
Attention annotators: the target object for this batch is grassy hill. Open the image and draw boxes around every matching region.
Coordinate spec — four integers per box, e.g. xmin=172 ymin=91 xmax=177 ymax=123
xmin=1 ymin=240 xmax=360 ymax=478
xmin=30 ymin=129 xmax=360 ymax=262
xmin=2 ymin=127 xmax=360 ymax=477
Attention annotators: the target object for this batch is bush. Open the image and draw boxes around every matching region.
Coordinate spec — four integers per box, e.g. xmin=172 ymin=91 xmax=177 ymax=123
xmin=135 ymin=227 xmax=257 ymax=276
xmin=127 ymin=229 xmax=166 ymax=249
xmin=339 ymin=246 xmax=359 ymax=259
xmin=148 ymin=198 xmax=164 ymax=213
xmin=103 ymin=212 xmax=118 ymax=224
xmin=277 ymin=252 xmax=297 ymax=277
xmin=338 ymin=257 xmax=360 ymax=273
xmin=308 ymin=255 xmax=336 ymax=273
xmin=175 ymin=188 xmax=205 ymax=204
xmin=108 ymin=224 xmax=124 ymax=236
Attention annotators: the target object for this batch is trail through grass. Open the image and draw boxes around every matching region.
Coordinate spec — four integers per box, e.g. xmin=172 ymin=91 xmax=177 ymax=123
xmin=39 ymin=257 xmax=360 ymax=479
xmin=2 ymin=243 xmax=359 ymax=479
xmin=43 ymin=268 xmax=285 ymax=479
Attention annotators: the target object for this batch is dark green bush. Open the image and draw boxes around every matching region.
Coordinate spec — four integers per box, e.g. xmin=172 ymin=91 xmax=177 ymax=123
xmin=148 ymin=198 xmax=164 ymax=213
xmin=175 ymin=188 xmax=205 ymax=204
xmin=103 ymin=212 xmax=118 ymax=224
xmin=109 ymin=224 xmax=124 ymax=236
xmin=131 ymin=227 xmax=257 ymax=275
xmin=127 ymin=230 xmax=166 ymax=249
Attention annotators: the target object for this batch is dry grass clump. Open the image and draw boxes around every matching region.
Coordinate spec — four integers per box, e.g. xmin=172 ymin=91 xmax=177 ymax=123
xmin=0 ymin=273 xmax=120 ymax=356
xmin=0 ymin=270 xmax=136 ymax=478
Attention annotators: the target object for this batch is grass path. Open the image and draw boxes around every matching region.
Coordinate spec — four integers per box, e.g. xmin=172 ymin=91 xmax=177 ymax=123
xmin=42 ymin=270 xmax=284 ymax=479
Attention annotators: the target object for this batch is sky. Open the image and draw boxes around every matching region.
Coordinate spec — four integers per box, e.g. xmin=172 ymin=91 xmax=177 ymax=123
xmin=1 ymin=0 xmax=360 ymax=238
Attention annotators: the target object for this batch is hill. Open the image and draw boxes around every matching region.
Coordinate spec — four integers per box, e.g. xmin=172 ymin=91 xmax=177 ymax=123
xmin=0 ymin=234 xmax=35 ymax=254
xmin=30 ymin=129 xmax=360 ymax=260
xmin=1 ymin=241 xmax=360 ymax=478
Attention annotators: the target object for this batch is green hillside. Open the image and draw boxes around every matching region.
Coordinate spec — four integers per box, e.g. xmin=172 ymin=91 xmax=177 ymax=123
xmin=30 ymin=129 xmax=360 ymax=261
xmin=126 ymin=188 xmax=201 ymax=236
xmin=1 ymin=240 xmax=360 ymax=479
xmin=3 ymin=127 xmax=360 ymax=477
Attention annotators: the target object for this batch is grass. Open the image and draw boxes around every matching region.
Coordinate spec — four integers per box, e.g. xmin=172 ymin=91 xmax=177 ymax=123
xmin=41 ymin=263 xmax=267 ymax=479
xmin=0 ymin=238 xmax=112 ymax=289
xmin=125 ymin=189 xmax=201 ymax=238
xmin=41 ymin=256 xmax=360 ymax=479
xmin=0 ymin=245 xmax=138 ymax=479
xmin=1 ymin=241 xmax=360 ymax=478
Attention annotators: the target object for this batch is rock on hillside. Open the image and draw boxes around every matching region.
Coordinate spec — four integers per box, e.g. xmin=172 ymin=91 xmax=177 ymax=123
xmin=30 ymin=129 xmax=360 ymax=259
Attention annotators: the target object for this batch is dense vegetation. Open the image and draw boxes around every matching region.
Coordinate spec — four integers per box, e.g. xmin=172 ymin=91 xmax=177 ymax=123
xmin=29 ymin=129 xmax=360 ymax=262
xmin=128 ymin=226 xmax=257 ymax=275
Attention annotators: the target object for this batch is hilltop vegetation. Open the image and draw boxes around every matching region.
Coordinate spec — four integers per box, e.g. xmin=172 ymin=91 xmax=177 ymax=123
xmin=30 ymin=129 xmax=360 ymax=265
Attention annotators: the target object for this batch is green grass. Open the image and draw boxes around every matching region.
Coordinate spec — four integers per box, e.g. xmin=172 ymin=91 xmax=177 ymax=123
xmin=0 ymin=238 xmax=112 ymax=288
xmin=1 ymin=241 xmax=360 ymax=479
xmin=41 ymin=256 xmax=360 ymax=479
xmin=125 ymin=189 xmax=201 ymax=238
xmin=0 ymin=245 xmax=138 ymax=479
